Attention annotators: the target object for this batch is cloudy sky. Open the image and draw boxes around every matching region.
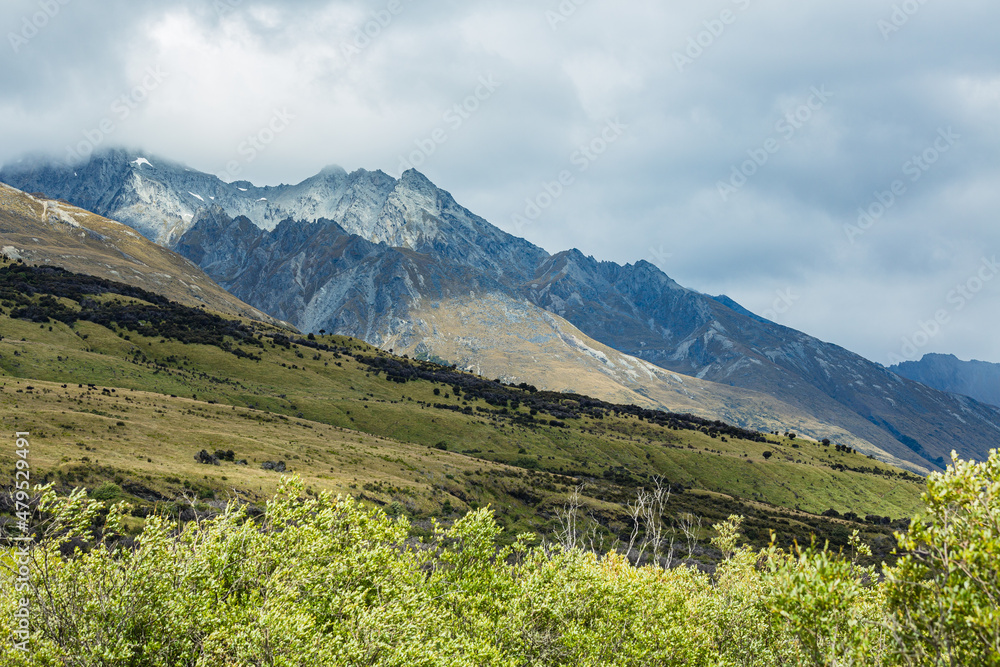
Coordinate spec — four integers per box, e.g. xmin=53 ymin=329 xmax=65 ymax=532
xmin=1 ymin=0 xmax=999 ymax=365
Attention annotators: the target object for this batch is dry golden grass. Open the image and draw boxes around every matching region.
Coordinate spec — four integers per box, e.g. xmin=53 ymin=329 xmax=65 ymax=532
xmin=0 ymin=375 xmax=532 ymax=514
xmin=0 ymin=182 xmax=282 ymax=325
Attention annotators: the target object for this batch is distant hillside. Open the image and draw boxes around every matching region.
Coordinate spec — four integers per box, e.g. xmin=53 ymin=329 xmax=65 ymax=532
xmin=0 ymin=181 xmax=281 ymax=326
xmin=890 ymin=353 xmax=1000 ymax=409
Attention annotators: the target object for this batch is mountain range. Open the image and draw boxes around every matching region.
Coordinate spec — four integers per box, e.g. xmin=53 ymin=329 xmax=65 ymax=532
xmin=0 ymin=175 xmax=879 ymax=467
xmin=890 ymin=354 xmax=1000 ymax=409
xmin=4 ymin=147 xmax=1000 ymax=473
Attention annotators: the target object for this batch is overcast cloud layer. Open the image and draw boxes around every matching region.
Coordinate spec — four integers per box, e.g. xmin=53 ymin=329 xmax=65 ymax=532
xmin=1 ymin=0 xmax=998 ymax=366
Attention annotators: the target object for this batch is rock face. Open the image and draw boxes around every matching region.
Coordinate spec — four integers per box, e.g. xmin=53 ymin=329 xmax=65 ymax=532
xmin=174 ymin=209 xmax=505 ymax=343
xmin=6 ymin=148 xmax=1000 ymax=472
xmin=890 ymin=354 xmax=1000 ymax=409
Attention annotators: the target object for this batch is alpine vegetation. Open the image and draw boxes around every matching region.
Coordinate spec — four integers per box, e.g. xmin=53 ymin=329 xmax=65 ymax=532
xmin=2 ymin=451 xmax=997 ymax=665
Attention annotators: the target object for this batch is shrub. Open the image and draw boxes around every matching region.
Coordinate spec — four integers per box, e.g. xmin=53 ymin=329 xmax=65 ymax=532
xmin=885 ymin=449 xmax=1000 ymax=664
xmin=89 ymin=481 xmax=123 ymax=501
xmin=1 ymin=454 xmax=998 ymax=665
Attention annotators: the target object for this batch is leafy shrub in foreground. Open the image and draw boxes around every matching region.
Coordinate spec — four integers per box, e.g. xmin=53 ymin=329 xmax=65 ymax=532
xmin=0 ymin=450 xmax=998 ymax=665
xmin=886 ymin=450 xmax=1000 ymax=665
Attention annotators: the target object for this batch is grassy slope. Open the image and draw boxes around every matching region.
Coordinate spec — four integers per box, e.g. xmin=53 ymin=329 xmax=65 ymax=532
xmin=0 ymin=314 xmax=923 ymax=516
xmin=0 ymin=268 xmax=925 ymax=557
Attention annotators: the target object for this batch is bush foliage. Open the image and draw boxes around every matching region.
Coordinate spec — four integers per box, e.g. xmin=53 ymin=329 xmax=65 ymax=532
xmin=1 ymin=450 xmax=998 ymax=666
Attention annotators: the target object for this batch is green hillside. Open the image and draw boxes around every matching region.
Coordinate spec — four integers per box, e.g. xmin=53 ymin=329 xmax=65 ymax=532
xmin=0 ymin=261 xmax=925 ymax=561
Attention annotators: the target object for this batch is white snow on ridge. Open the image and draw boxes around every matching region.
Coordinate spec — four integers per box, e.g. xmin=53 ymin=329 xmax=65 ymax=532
xmin=132 ymin=157 xmax=153 ymax=169
xmin=188 ymin=192 xmax=204 ymax=201
xmin=257 ymin=197 xmax=267 ymax=201
xmin=238 ymin=188 xmax=247 ymax=192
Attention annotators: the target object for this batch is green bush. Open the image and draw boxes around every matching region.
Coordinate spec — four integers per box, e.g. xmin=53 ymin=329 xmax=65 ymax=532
xmin=1 ymin=451 xmax=998 ymax=665
xmin=89 ymin=481 xmax=123 ymax=502
xmin=886 ymin=449 xmax=1000 ymax=665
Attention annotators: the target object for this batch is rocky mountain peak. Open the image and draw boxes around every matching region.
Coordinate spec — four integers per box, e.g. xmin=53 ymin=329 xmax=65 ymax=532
xmin=317 ymin=164 xmax=348 ymax=178
xmin=398 ymin=168 xmax=437 ymax=193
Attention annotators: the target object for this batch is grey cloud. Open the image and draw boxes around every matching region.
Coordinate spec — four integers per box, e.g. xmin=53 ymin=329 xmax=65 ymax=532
xmin=1 ymin=0 xmax=999 ymax=363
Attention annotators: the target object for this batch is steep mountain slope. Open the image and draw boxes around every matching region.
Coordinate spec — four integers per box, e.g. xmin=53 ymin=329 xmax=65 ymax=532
xmin=521 ymin=251 xmax=1000 ymax=470
xmin=389 ymin=290 xmax=924 ymax=469
xmin=176 ymin=208 xmax=900 ymax=465
xmin=174 ymin=208 xmax=500 ymax=342
xmin=890 ymin=353 xmax=1000 ymax=409
xmin=0 ymin=182 xmax=279 ymax=324
xmin=5 ymin=148 xmax=1000 ymax=472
